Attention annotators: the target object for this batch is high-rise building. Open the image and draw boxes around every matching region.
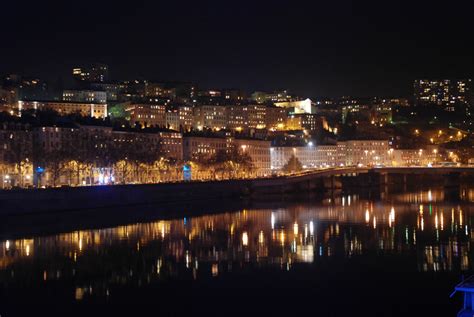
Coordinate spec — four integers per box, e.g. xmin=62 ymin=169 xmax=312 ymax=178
xmin=414 ymin=79 xmax=471 ymax=109
xmin=72 ymin=63 xmax=109 ymax=83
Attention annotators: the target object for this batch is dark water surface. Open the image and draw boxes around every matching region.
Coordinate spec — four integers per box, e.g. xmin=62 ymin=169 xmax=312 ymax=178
xmin=1 ymin=187 xmax=474 ymax=316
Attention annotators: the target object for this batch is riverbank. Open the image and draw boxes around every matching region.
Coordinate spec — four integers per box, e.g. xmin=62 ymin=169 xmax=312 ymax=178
xmin=0 ymin=179 xmax=252 ymax=216
xmin=0 ymin=168 xmax=471 ymax=216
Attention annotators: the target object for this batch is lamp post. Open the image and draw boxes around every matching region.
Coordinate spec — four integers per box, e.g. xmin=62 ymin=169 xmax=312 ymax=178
xmin=387 ymin=148 xmax=394 ymax=166
xmin=4 ymin=174 xmax=10 ymax=189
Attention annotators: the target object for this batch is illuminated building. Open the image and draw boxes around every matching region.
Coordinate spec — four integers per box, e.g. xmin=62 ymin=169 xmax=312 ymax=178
xmin=63 ymin=90 xmax=107 ymax=104
xmin=163 ymin=106 xmax=192 ymax=132
xmin=144 ymin=82 xmax=176 ymax=99
xmin=72 ymin=63 xmax=109 ymax=83
xmin=18 ymin=100 xmax=107 ymax=119
xmin=251 ymin=90 xmax=293 ymax=103
xmin=314 ymin=145 xmax=340 ymax=167
xmin=271 ymin=146 xmax=316 ymax=170
xmin=339 ymin=140 xmax=390 ymax=166
xmin=275 ymin=98 xmax=315 ymax=114
xmin=157 ymin=131 xmax=183 ymax=160
xmin=270 ymin=144 xmax=340 ymax=170
xmin=233 ymin=138 xmax=271 ymax=176
xmin=126 ymin=103 xmax=166 ymax=128
xmin=0 ymin=124 xmax=33 ymax=187
xmin=193 ymin=105 xmax=227 ymax=130
xmin=340 ymin=97 xmax=371 ymax=124
xmin=392 ymin=148 xmax=438 ymax=167
xmin=265 ymin=105 xmax=287 ymax=130
xmin=300 ymin=114 xmax=328 ymax=132
xmin=226 ymin=105 xmax=247 ymax=130
xmin=285 ymin=115 xmax=303 ymax=130
xmin=414 ymin=79 xmax=472 ymax=109
xmin=183 ymin=135 xmax=270 ymax=176
xmin=33 ymin=125 xmax=85 ymax=186
xmin=165 ymin=110 xmax=180 ymax=130
xmin=226 ymin=104 xmax=267 ymax=130
xmin=271 ymin=140 xmax=390 ymax=169
xmin=284 ymin=114 xmax=327 ymax=132
xmin=177 ymin=105 xmax=194 ymax=131
xmin=370 ymin=103 xmax=392 ymax=126
xmin=183 ymin=135 xmax=231 ymax=161
xmin=245 ymin=104 xmax=267 ymax=129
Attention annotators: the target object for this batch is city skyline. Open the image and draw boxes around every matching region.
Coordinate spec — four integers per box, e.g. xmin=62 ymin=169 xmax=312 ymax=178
xmin=2 ymin=1 xmax=474 ymax=98
xmin=2 ymin=2 xmax=474 ymax=316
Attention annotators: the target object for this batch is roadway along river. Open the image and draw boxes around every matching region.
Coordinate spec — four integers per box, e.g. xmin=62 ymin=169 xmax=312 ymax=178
xmin=0 ymin=186 xmax=473 ymax=316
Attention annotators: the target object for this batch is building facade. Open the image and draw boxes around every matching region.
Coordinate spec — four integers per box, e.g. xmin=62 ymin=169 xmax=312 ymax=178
xmin=193 ymin=105 xmax=227 ymax=130
xmin=339 ymin=140 xmax=390 ymax=166
xmin=126 ymin=103 xmax=166 ymax=127
xmin=183 ymin=136 xmax=230 ymax=161
xmin=157 ymin=131 xmax=183 ymax=160
xmin=270 ymin=140 xmax=391 ymax=171
xmin=233 ymin=138 xmax=271 ymax=176
xmin=63 ymin=90 xmax=107 ymax=104
xmin=18 ymin=100 xmax=107 ymax=119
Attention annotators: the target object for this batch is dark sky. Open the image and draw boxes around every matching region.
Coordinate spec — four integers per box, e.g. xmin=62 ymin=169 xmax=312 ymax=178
xmin=1 ymin=0 xmax=474 ymax=98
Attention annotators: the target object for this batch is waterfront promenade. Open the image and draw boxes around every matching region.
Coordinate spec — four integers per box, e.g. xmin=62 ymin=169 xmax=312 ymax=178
xmin=1 ymin=166 xmax=474 ymax=216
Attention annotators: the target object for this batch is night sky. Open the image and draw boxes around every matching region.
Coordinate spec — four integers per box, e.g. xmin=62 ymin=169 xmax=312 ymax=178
xmin=2 ymin=0 xmax=474 ymax=98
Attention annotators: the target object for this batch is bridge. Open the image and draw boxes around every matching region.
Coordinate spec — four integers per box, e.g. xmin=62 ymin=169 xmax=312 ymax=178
xmin=373 ymin=166 xmax=474 ymax=175
xmin=249 ymin=166 xmax=474 ymax=194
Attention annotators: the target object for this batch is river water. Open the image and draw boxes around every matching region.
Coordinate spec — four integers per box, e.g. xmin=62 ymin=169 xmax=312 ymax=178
xmin=1 ymin=186 xmax=473 ymax=316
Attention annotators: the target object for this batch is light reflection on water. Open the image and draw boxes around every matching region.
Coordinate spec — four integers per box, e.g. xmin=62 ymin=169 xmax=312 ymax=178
xmin=0 ymin=188 xmax=473 ymax=301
